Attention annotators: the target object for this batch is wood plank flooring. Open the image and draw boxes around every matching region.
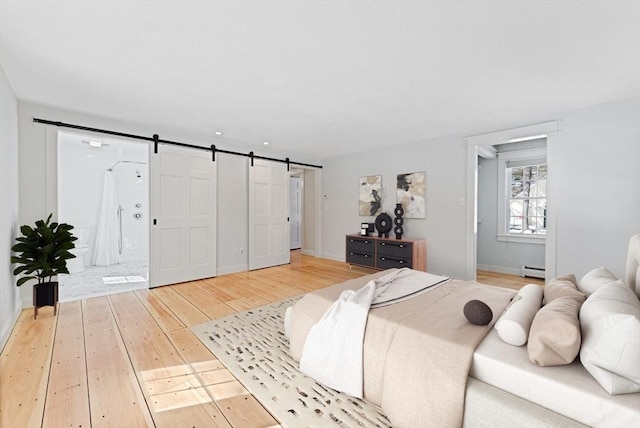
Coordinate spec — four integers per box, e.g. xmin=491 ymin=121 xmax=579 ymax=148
xmin=1 ymin=253 xmax=538 ymax=427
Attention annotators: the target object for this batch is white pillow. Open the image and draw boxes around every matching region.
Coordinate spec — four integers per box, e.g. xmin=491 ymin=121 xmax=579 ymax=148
xmin=579 ymin=280 xmax=640 ymax=395
xmin=578 ymin=267 xmax=618 ymax=296
xmin=625 ymin=234 xmax=640 ymax=298
xmin=495 ymin=284 xmax=543 ymax=346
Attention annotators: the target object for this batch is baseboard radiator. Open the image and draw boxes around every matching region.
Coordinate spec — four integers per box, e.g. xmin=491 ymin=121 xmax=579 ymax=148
xmin=521 ymin=265 xmax=545 ymax=279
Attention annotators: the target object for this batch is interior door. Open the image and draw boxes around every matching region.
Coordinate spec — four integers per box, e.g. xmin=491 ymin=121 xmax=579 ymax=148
xmin=150 ymin=144 xmax=216 ymax=287
xmin=249 ymin=159 xmax=290 ymax=270
xmin=290 ymin=176 xmax=302 ymax=250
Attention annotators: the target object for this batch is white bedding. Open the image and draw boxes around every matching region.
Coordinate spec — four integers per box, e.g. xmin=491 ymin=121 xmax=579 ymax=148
xmin=470 ymin=329 xmax=640 ymax=427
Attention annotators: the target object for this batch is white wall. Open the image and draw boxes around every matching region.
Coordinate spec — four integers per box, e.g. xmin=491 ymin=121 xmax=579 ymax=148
xmin=322 ymin=96 xmax=640 ymax=281
xmin=0 ymin=64 xmax=21 ymax=351
xmin=302 ymin=168 xmax=317 ymax=255
xmin=216 ymin=153 xmax=249 ymax=274
xmin=555 ymin=97 xmax=640 ymax=279
xmin=322 ymin=137 xmax=469 ymax=278
xmin=477 ymin=156 xmax=545 ymax=274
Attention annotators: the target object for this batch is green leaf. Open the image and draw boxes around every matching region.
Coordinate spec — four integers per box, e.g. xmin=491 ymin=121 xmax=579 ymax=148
xmin=16 ymin=276 xmax=35 ymax=287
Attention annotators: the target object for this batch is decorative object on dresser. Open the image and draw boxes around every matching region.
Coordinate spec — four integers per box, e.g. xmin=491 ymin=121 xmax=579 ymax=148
xmin=360 ymin=222 xmax=374 ymax=236
xmin=345 ymin=234 xmax=426 ymax=271
xmin=374 ymin=212 xmax=393 ymax=238
xmin=397 ymin=171 xmax=426 ymax=218
xmin=359 ymin=175 xmax=383 ymax=216
xmin=393 ymin=203 xmax=404 ymax=239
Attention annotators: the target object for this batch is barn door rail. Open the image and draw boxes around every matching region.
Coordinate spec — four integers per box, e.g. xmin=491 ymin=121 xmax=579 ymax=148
xmin=33 ymin=118 xmax=322 ymax=169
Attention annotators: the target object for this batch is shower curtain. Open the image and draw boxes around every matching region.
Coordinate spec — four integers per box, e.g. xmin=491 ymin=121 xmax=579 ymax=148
xmin=93 ymin=171 xmax=121 ymax=266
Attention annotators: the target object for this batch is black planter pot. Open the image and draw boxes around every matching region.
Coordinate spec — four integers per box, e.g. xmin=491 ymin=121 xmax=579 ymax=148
xmin=33 ymin=281 xmax=58 ymax=319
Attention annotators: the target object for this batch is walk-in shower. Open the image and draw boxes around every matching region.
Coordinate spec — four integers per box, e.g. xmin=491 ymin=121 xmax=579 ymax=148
xmin=57 ymin=131 xmax=149 ymax=301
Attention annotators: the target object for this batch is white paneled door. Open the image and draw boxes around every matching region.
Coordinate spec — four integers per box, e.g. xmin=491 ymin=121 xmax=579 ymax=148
xmin=150 ymin=145 xmax=216 ymax=287
xmin=249 ymin=159 xmax=290 ymax=270
xmin=290 ymin=176 xmax=302 ymax=250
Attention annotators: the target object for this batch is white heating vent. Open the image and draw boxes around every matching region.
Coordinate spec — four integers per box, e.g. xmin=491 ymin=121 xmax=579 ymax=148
xmin=521 ymin=265 xmax=545 ymax=279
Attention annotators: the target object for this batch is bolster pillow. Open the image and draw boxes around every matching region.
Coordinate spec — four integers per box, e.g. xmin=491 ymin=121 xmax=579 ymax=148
xmin=495 ymin=283 xmax=543 ymax=346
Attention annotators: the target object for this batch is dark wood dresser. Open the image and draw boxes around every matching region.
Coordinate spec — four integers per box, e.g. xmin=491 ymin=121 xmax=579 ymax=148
xmin=345 ymin=234 xmax=427 ymax=271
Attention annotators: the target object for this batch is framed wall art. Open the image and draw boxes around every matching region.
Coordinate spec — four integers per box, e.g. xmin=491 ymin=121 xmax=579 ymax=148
xmin=359 ymin=175 xmax=382 ymax=216
xmin=397 ymin=171 xmax=426 ymax=218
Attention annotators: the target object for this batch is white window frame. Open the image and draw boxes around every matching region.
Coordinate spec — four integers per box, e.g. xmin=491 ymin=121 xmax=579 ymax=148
xmin=497 ymin=147 xmax=547 ymax=245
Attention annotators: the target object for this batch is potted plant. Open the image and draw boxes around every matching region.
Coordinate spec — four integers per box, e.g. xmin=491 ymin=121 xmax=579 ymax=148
xmin=10 ymin=214 xmax=77 ymax=319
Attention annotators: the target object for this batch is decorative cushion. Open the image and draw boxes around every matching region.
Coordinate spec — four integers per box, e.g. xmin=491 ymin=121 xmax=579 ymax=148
xmin=495 ymin=284 xmax=543 ymax=346
xmin=544 ymin=274 xmax=585 ymax=305
xmin=463 ymin=300 xmax=493 ymax=325
xmin=578 ymin=267 xmax=618 ymax=296
xmin=528 ymin=296 xmax=582 ymax=366
xmin=579 ymin=280 xmax=640 ymax=395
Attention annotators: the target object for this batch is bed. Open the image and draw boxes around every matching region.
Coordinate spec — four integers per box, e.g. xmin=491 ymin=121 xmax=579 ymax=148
xmin=287 ymin=235 xmax=640 ymax=427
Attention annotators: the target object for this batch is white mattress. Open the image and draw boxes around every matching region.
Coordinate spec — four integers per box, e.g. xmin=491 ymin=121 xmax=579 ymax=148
xmin=470 ymin=329 xmax=640 ymax=428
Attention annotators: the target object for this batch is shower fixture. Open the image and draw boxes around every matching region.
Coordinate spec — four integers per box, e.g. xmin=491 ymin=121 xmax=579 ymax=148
xmin=107 ymin=159 xmax=147 ymax=171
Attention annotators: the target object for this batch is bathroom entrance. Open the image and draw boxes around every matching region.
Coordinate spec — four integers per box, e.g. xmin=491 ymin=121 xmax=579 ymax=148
xmin=57 ymin=131 xmax=149 ymax=301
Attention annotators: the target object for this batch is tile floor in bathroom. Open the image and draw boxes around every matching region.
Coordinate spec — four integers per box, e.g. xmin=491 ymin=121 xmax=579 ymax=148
xmin=58 ymin=260 xmax=149 ymax=302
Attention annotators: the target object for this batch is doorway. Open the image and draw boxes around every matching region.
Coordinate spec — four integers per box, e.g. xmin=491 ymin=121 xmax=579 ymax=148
xmin=290 ymin=172 xmax=303 ymax=250
xmin=465 ymin=121 xmax=559 ymax=281
xmin=57 ymin=131 xmax=149 ymax=302
xmin=476 ymin=139 xmax=547 ymax=277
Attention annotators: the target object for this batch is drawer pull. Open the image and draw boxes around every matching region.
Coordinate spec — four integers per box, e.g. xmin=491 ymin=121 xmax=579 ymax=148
xmin=381 ymin=241 xmax=406 ymax=248
xmin=381 ymin=256 xmax=406 ymax=264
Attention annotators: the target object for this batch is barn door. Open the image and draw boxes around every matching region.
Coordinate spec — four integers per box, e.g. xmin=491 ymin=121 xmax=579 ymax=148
xmin=150 ymin=145 xmax=216 ymax=287
xmin=249 ymin=159 xmax=290 ymax=270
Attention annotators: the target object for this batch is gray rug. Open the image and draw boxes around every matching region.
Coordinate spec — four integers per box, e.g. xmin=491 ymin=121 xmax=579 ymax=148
xmin=191 ymin=296 xmax=392 ymax=428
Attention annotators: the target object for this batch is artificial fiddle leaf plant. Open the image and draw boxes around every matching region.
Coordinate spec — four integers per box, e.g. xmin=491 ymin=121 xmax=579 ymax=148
xmin=11 ymin=214 xmax=77 ymax=286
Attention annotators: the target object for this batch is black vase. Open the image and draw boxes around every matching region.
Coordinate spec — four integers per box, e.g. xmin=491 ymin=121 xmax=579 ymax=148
xmin=394 ymin=203 xmax=404 ymax=239
xmin=375 ymin=213 xmax=393 ymax=238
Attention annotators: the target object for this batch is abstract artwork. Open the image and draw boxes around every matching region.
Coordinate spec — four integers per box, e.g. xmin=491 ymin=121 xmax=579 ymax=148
xmin=397 ymin=172 xmax=426 ymax=218
xmin=359 ymin=175 xmax=382 ymax=216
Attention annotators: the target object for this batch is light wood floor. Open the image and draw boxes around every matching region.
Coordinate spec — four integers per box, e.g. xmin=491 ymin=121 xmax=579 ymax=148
xmin=1 ymin=253 xmax=540 ymax=428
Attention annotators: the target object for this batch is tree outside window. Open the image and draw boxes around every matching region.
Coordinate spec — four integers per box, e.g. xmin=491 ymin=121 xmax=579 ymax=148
xmin=508 ymin=164 xmax=546 ymax=235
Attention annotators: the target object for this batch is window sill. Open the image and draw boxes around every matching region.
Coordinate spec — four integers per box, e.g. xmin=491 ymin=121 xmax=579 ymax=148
xmin=497 ymin=234 xmax=546 ymax=245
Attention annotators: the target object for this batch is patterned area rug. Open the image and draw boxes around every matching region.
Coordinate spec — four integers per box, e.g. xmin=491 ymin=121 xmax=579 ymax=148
xmin=191 ymin=296 xmax=393 ymax=428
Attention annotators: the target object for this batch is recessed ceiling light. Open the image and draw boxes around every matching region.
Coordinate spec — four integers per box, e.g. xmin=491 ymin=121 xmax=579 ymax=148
xmin=214 ymin=131 xmax=223 ymax=136
xmin=263 ymin=141 xmax=270 ymax=146
xmin=81 ymin=140 xmax=109 ymax=148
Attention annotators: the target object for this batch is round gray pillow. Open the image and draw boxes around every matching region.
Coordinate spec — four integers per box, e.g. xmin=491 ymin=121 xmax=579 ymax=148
xmin=464 ymin=300 xmax=493 ymax=325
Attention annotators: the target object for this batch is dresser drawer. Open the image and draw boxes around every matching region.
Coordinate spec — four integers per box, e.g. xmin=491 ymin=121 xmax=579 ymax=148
xmin=377 ymin=254 xmax=413 ymax=269
xmin=346 ymin=250 xmax=376 ymax=267
xmin=346 ymin=236 xmax=375 ymax=253
xmin=377 ymin=239 xmax=413 ymax=258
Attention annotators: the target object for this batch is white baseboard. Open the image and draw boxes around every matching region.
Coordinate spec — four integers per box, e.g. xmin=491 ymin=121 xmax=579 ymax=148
xmin=477 ymin=264 xmax=522 ymax=277
xmin=321 ymin=252 xmax=344 ymax=263
xmin=0 ymin=305 xmax=22 ymax=353
xmin=301 ymin=249 xmax=316 ymax=257
xmin=217 ymin=264 xmax=249 ymax=276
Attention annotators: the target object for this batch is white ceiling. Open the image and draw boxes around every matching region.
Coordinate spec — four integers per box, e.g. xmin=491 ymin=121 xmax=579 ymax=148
xmin=1 ymin=1 xmax=638 ymax=161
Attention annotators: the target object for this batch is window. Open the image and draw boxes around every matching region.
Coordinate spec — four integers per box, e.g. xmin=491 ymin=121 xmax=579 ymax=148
xmin=507 ymin=163 xmax=546 ymax=235
xmin=496 ymin=147 xmax=547 ymax=243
